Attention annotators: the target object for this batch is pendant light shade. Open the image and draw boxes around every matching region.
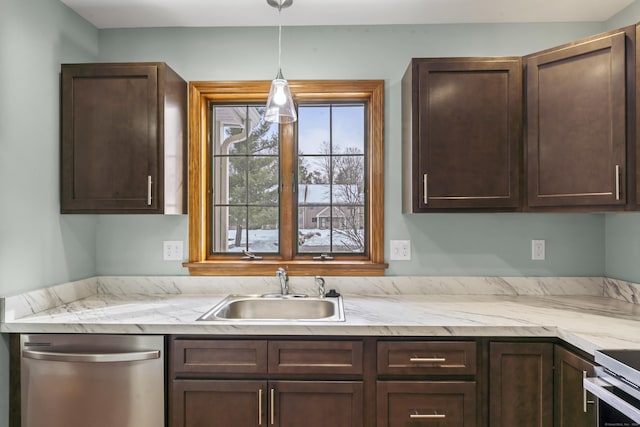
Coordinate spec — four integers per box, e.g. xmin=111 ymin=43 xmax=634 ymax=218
xmin=265 ymin=69 xmax=297 ymax=123
xmin=264 ymin=0 xmax=296 ymax=123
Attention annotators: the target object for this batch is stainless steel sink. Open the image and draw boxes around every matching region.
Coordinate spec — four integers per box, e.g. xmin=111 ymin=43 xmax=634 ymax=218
xmin=197 ymin=294 xmax=345 ymax=322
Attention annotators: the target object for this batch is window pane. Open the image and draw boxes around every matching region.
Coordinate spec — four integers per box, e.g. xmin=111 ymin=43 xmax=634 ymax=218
xmin=247 ymin=207 xmax=279 ymax=253
xmin=249 ymin=113 xmax=279 ymax=155
xmin=227 ymin=156 xmax=248 ymax=205
xmin=248 ymin=156 xmax=279 ymax=205
xmin=212 ymin=205 xmax=247 ymax=252
xmin=298 ymin=206 xmax=330 ymax=253
xmin=296 ymin=103 xmax=367 ymax=256
xmin=298 ymin=156 xmax=331 ymax=185
xmin=211 ymin=104 xmax=280 ymax=254
xmin=333 ymin=206 xmax=365 ymax=253
xmin=332 ymin=105 xmax=365 ymax=154
xmin=332 ymin=156 xmax=365 ymax=205
xmin=298 ymin=106 xmax=330 ymax=155
xmin=211 ymin=205 xmax=229 ymax=252
xmin=297 ymin=205 xmax=365 ymax=254
xmin=213 ymin=106 xmax=249 ymax=155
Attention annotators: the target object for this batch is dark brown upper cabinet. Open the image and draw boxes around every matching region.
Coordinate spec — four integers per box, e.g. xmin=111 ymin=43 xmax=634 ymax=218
xmin=61 ymin=62 xmax=187 ymax=214
xmin=402 ymin=57 xmax=523 ymax=212
xmin=525 ymin=27 xmax=635 ymax=209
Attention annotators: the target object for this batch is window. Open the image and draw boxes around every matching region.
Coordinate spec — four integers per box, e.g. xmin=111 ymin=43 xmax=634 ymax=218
xmin=185 ymin=80 xmax=386 ymax=276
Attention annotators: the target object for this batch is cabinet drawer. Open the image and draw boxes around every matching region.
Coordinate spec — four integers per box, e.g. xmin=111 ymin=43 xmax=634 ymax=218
xmin=172 ymin=339 xmax=268 ymax=375
xmin=377 ymin=381 xmax=476 ymax=427
xmin=378 ymin=341 xmax=476 ymax=376
xmin=268 ymin=340 xmax=363 ymax=375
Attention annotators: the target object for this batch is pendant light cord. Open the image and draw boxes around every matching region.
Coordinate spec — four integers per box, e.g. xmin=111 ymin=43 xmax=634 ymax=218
xmin=277 ymin=1 xmax=282 ymax=72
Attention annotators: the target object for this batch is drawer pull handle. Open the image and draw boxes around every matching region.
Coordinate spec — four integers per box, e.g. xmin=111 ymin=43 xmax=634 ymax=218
xmin=147 ymin=175 xmax=153 ymax=206
xmin=410 ymin=412 xmax=446 ymax=419
xmin=270 ymin=388 xmax=275 ymax=425
xmin=258 ymin=389 xmax=263 ymax=425
xmin=410 ymin=357 xmax=446 ymax=363
xmin=615 ymin=164 xmax=621 ymax=201
xmin=582 ymin=371 xmax=595 ymax=413
xmin=423 ymin=173 xmax=428 ymax=204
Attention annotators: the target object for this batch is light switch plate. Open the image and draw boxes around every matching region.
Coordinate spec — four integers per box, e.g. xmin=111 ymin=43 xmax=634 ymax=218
xmin=163 ymin=241 xmax=184 ymax=261
xmin=390 ymin=240 xmax=411 ymax=261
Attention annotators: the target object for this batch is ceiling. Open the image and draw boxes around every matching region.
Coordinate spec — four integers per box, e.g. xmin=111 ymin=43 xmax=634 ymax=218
xmin=60 ymin=0 xmax=636 ymax=29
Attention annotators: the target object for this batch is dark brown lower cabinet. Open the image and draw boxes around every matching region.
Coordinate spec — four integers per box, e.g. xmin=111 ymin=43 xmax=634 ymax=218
xmin=171 ymin=379 xmax=362 ymax=427
xmin=274 ymin=381 xmax=363 ymax=427
xmin=172 ymin=380 xmax=266 ymax=427
xmin=377 ymin=381 xmax=476 ymax=427
xmin=554 ymin=345 xmax=597 ymax=427
xmin=489 ymin=342 xmax=553 ymax=427
xmin=166 ymin=337 xmax=597 ymax=427
xmin=169 ymin=336 xmax=366 ymax=427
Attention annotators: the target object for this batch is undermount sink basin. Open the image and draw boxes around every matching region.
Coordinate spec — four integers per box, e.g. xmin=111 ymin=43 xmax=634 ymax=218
xmin=197 ymin=294 xmax=345 ymax=322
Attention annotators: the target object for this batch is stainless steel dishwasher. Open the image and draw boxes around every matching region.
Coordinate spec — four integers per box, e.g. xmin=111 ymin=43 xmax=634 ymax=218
xmin=21 ymin=334 xmax=165 ymax=427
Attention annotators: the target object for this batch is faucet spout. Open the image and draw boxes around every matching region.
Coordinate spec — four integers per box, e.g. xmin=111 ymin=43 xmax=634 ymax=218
xmin=276 ymin=267 xmax=289 ymax=295
xmin=315 ymin=276 xmax=326 ymax=298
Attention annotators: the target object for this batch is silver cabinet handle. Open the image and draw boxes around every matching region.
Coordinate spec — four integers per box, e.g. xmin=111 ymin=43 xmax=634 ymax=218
xmin=22 ymin=349 xmax=160 ymax=363
xmin=147 ymin=175 xmax=153 ymax=205
xmin=582 ymin=371 xmax=594 ymax=413
xmin=270 ymin=388 xmax=275 ymax=425
xmin=258 ymin=389 xmax=263 ymax=426
xmin=410 ymin=413 xmax=446 ymax=419
xmin=410 ymin=357 xmax=446 ymax=363
xmin=615 ymin=165 xmax=620 ymax=201
xmin=423 ymin=173 xmax=428 ymax=204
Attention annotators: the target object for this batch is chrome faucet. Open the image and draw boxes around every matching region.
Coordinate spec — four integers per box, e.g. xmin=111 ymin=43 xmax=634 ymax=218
xmin=315 ymin=276 xmax=326 ymax=298
xmin=276 ymin=267 xmax=289 ymax=295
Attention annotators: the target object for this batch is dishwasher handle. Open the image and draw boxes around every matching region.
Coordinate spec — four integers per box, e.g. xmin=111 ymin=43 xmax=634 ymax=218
xmin=22 ymin=349 xmax=160 ymax=363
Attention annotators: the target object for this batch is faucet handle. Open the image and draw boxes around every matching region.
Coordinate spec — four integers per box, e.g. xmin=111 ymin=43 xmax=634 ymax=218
xmin=315 ymin=276 xmax=326 ymax=298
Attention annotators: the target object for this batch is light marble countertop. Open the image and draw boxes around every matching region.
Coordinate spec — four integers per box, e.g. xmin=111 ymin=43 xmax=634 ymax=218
xmin=2 ymin=276 xmax=640 ymax=356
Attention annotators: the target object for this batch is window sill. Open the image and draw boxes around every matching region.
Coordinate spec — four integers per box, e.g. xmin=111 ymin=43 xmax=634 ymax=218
xmin=183 ymin=260 xmax=388 ymax=276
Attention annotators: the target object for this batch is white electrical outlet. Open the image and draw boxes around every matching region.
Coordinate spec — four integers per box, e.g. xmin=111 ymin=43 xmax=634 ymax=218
xmin=390 ymin=240 xmax=411 ymax=261
xmin=532 ymin=240 xmax=545 ymax=261
xmin=163 ymin=241 xmax=184 ymax=261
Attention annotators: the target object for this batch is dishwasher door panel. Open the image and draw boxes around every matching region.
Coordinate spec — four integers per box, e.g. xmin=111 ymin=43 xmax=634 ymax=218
xmin=21 ymin=334 xmax=164 ymax=427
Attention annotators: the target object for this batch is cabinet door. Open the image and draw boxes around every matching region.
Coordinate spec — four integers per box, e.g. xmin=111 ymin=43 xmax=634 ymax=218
xmin=171 ymin=380 xmax=266 ymax=427
xmin=489 ymin=342 xmax=553 ymax=427
xmin=402 ymin=57 xmax=522 ymax=211
xmin=271 ymin=381 xmax=363 ymax=427
xmin=526 ymin=30 xmax=629 ymax=208
xmin=61 ymin=64 xmax=160 ymax=212
xmin=554 ymin=346 xmax=596 ymax=427
xmin=377 ymin=381 xmax=476 ymax=427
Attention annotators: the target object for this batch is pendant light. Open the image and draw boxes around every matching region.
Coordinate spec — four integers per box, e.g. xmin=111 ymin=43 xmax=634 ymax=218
xmin=264 ymin=0 xmax=297 ymax=124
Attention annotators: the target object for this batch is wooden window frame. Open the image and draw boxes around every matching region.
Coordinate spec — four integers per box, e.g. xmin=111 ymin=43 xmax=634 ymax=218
xmin=184 ymin=80 xmax=387 ymax=276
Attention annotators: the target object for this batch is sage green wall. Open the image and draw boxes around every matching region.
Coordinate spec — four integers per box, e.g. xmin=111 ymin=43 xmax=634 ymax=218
xmin=605 ymin=214 xmax=640 ymax=282
xmin=96 ymin=22 xmax=608 ymax=277
xmin=606 ymin=0 xmax=640 ymax=28
xmin=0 ymin=1 xmax=99 ymax=426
